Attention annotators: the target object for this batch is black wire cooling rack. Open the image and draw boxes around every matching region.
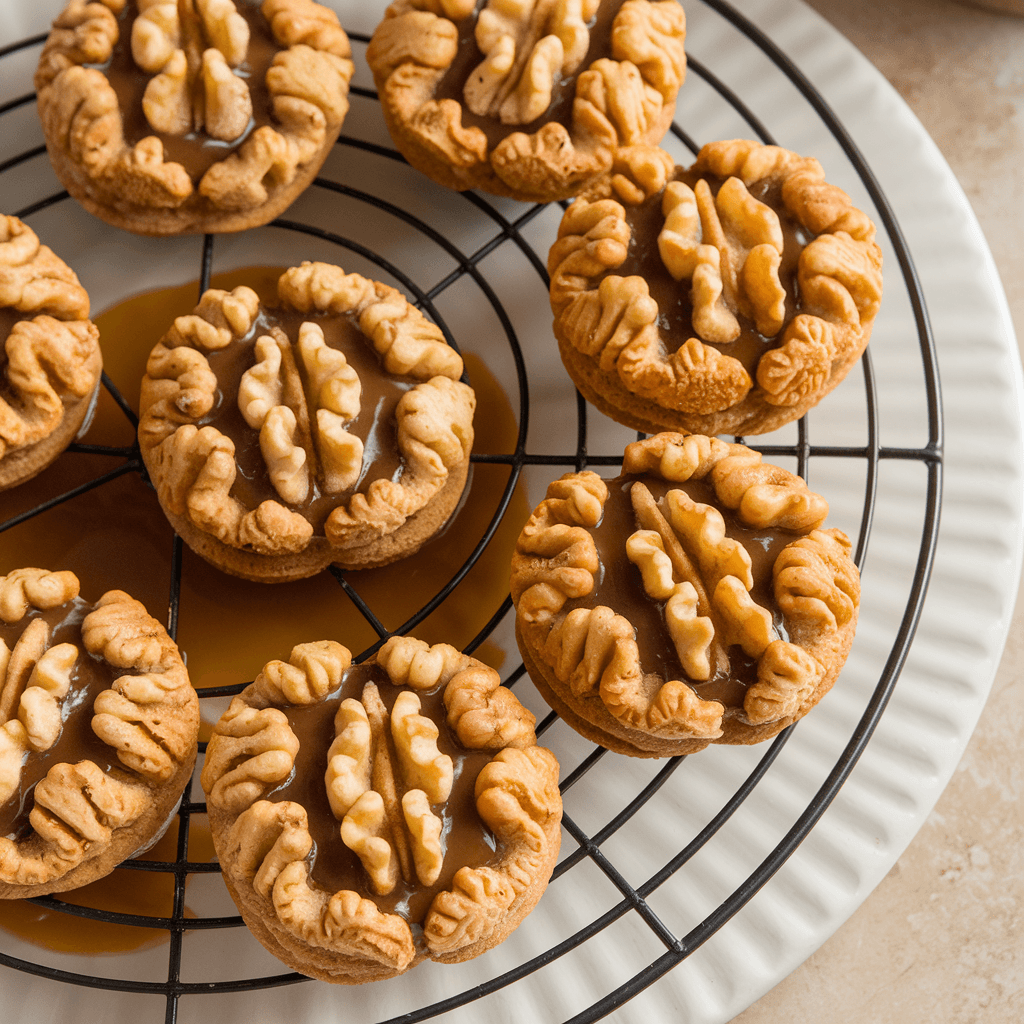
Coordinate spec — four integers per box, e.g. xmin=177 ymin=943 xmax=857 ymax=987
xmin=0 ymin=2 xmax=942 ymax=1022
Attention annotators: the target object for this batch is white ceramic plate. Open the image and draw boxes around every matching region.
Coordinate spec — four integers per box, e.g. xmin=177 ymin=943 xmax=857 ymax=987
xmin=0 ymin=1 xmax=1021 ymax=1022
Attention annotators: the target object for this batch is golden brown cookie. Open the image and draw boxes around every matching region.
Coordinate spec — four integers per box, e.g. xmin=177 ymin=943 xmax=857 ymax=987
xmin=366 ymin=0 xmax=686 ymax=202
xmin=35 ymin=0 xmax=354 ymax=236
xmin=138 ymin=261 xmax=476 ymax=581
xmin=0 ymin=568 xmax=199 ymax=898
xmin=548 ymin=140 xmax=884 ymax=435
xmin=0 ymin=216 xmax=102 ymax=491
xmin=511 ymin=433 xmax=860 ymax=757
xmin=201 ymin=634 xmax=562 ymax=982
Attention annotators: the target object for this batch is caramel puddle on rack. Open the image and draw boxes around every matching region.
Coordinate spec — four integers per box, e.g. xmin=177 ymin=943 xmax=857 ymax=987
xmin=0 ymin=266 xmax=526 ymax=678
xmin=0 ymin=820 xmax=215 ymax=954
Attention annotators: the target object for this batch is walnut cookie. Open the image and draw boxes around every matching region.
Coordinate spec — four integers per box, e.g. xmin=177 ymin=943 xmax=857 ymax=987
xmin=35 ymin=0 xmax=354 ymax=235
xmin=0 ymin=216 xmax=102 ymax=491
xmin=511 ymin=433 xmax=860 ymax=757
xmin=138 ymin=261 xmax=476 ymax=581
xmin=548 ymin=140 xmax=884 ymax=436
xmin=0 ymin=568 xmax=199 ymax=898
xmin=201 ymin=634 xmax=561 ymax=983
xmin=366 ymin=0 xmax=686 ymax=202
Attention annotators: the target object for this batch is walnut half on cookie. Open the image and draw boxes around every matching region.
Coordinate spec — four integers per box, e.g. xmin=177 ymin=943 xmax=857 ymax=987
xmin=0 ymin=216 xmax=102 ymax=491
xmin=366 ymin=0 xmax=687 ymax=202
xmin=511 ymin=433 xmax=860 ymax=756
xmin=201 ymin=634 xmax=561 ymax=982
xmin=138 ymin=262 xmax=476 ymax=581
xmin=0 ymin=568 xmax=199 ymax=898
xmin=548 ymin=140 xmax=884 ymax=435
xmin=35 ymin=0 xmax=354 ymax=235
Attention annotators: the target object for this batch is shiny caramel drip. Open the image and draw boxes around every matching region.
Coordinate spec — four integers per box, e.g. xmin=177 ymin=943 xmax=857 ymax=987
xmin=0 ymin=819 xmax=214 ymax=952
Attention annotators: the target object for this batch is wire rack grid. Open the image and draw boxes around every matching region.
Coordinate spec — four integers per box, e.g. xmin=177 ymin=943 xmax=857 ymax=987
xmin=0 ymin=2 xmax=941 ymax=1023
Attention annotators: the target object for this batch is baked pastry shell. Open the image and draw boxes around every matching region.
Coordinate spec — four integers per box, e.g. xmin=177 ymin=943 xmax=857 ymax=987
xmin=0 ymin=354 xmax=102 ymax=492
xmin=162 ymin=457 xmax=471 ymax=581
xmin=201 ymin=636 xmax=562 ymax=982
xmin=0 ymin=569 xmax=199 ymax=898
xmin=511 ymin=432 xmax=862 ymax=757
xmin=0 ymin=215 xmax=103 ymax=491
xmin=548 ymin=140 xmax=884 ymax=436
xmin=137 ymin=262 xmax=476 ymax=582
xmin=366 ymin=0 xmax=687 ymax=203
xmin=43 ymin=127 xmax=339 ymax=238
xmin=34 ymin=0 xmax=355 ymax=236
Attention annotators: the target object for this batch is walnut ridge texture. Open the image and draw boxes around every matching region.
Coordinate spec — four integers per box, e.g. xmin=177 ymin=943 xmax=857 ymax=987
xmin=511 ymin=433 xmax=860 ymax=756
xmin=35 ymin=0 xmax=354 ymax=235
xmin=366 ymin=0 xmax=687 ymax=202
xmin=138 ymin=262 xmax=476 ymax=581
xmin=0 ymin=216 xmax=102 ymax=491
xmin=548 ymin=140 xmax=884 ymax=435
xmin=0 ymin=568 xmax=199 ymax=898
xmin=201 ymin=635 xmax=562 ymax=982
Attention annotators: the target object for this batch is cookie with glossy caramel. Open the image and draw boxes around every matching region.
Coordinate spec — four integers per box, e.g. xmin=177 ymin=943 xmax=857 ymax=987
xmin=138 ymin=261 xmax=476 ymax=581
xmin=511 ymin=433 xmax=860 ymax=757
xmin=35 ymin=0 xmax=354 ymax=235
xmin=0 ymin=568 xmax=198 ymax=898
xmin=548 ymin=140 xmax=884 ymax=435
xmin=201 ymin=634 xmax=561 ymax=982
xmin=0 ymin=216 xmax=102 ymax=491
xmin=366 ymin=0 xmax=686 ymax=202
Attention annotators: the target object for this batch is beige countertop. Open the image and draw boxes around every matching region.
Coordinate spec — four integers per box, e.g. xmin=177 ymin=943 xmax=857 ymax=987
xmin=731 ymin=1 xmax=1024 ymax=1021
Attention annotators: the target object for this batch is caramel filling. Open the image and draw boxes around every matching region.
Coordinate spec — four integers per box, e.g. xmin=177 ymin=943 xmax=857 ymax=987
xmin=0 ymin=600 xmax=121 ymax=840
xmin=0 ymin=309 xmax=24 ymax=403
xmin=97 ymin=0 xmax=279 ymax=180
xmin=571 ymin=473 xmax=792 ymax=711
xmin=612 ymin=171 xmax=813 ymax=374
xmin=0 ymin=307 xmax=26 ymax=349
xmin=433 ymin=0 xmax=625 ymax=148
xmin=272 ymin=663 xmax=497 ymax=925
xmin=198 ymin=305 xmax=414 ymax=531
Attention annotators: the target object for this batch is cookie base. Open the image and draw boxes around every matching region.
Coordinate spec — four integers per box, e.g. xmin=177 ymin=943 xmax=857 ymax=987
xmin=517 ymin=621 xmax=711 ymax=757
xmin=0 ymin=747 xmax=196 ymax=900
xmin=0 ymin=352 xmax=102 ymax=492
xmin=209 ymin=792 xmax=560 ymax=983
xmin=43 ymin=127 xmax=340 ymax=237
xmin=158 ymin=459 xmax=470 ymax=583
xmin=556 ymin=323 xmax=873 ymax=438
xmin=516 ymin=612 xmax=857 ymax=758
xmin=372 ymin=73 xmax=677 ymax=205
